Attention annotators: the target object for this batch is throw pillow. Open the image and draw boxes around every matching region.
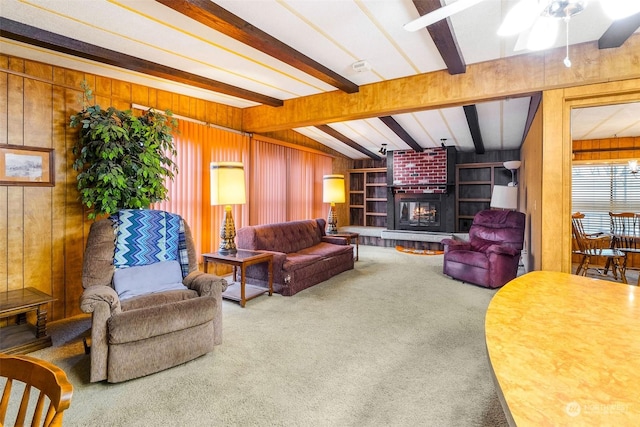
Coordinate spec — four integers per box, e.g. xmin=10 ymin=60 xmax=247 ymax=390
xmin=113 ymin=260 xmax=187 ymax=300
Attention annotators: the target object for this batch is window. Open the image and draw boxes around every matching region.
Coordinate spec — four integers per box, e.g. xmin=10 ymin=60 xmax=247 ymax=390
xmin=572 ymin=163 xmax=640 ymax=234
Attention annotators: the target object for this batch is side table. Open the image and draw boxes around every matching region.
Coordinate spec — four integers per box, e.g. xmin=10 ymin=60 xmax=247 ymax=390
xmin=203 ymin=250 xmax=273 ymax=308
xmin=333 ymin=232 xmax=360 ymax=261
xmin=0 ymin=287 xmax=55 ymax=354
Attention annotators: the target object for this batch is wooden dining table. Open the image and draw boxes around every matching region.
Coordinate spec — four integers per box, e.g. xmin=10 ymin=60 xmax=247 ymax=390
xmin=486 ymin=271 xmax=640 ymax=426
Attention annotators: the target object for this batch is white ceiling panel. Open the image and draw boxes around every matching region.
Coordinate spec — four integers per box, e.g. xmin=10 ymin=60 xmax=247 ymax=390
xmin=572 ymin=102 xmax=640 ymax=140
xmin=2 ymin=0 xmax=637 ymax=159
xmin=293 ymin=127 xmax=368 ymax=159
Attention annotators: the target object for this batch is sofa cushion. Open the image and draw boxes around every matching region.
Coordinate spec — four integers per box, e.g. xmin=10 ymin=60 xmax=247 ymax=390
xmin=113 ymin=260 xmax=187 ymax=301
xmin=445 ymin=250 xmax=489 ymax=269
xmin=283 ymin=253 xmax=322 ymax=272
xmin=470 ymin=237 xmax=495 ymax=253
xmin=297 ymin=242 xmax=353 ymax=258
xmin=121 ymin=289 xmax=198 ymax=312
xmin=238 ymin=220 xmax=323 ymax=254
xmin=108 ymin=296 xmax=215 ymax=344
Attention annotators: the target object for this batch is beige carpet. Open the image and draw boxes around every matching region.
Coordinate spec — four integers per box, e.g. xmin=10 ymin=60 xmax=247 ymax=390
xmin=20 ymin=245 xmax=508 ymax=426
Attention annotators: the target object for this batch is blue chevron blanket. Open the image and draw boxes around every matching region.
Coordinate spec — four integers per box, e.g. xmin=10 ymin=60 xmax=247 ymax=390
xmin=112 ymin=209 xmax=189 ymax=278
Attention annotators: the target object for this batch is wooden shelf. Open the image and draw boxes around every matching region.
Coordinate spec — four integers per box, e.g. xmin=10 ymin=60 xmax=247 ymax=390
xmin=459 ymin=198 xmax=491 ymax=202
xmin=455 ymin=162 xmax=511 ymax=232
xmin=349 ymin=168 xmax=387 ymax=228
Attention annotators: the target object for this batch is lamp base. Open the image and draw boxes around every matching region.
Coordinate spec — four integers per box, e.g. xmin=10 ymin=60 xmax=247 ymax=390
xmin=326 ymin=203 xmax=338 ymax=235
xmin=219 ymin=205 xmax=237 ymax=255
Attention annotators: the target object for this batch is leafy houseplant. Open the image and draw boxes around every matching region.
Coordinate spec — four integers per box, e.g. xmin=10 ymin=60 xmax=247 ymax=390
xmin=70 ymin=83 xmax=178 ymax=219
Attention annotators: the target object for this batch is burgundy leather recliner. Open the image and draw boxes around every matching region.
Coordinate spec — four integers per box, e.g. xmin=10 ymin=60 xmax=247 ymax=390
xmin=441 ymin=209 xmax=526 ymax=289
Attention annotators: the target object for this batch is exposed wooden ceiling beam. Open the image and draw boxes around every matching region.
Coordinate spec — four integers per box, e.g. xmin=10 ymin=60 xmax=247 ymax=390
xmin=463 ymin=104 xmax=485 ymax=154
xmin=315 ymin=125 xmax=382 ymax=160
xmin=0 ymin=18 xmax=284 ymax=107
xmin=155 ymin=0 xmax=359 ymax=94
xmin=411 ymin=0 xmax=466 ymax=75
xmin=598 ymin=12 xmax=640 ymax=49
xmin=521 ymin=92 xmax=542 ymax=144
xmin=379 ymin=116 xmax=424 ymax=152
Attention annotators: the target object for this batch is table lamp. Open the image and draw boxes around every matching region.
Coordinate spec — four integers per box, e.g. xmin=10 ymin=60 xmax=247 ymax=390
xmin=490 ymin=185 xmax=518 ymax=210
xmin=211 ymin=161 xmax=246 ymax=254
xmin=323 ymin=174 xmax=345 ymax=234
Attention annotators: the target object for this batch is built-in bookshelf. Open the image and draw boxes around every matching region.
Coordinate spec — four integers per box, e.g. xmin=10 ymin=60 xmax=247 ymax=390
xmin=348 ymin=168 xmax=387 ymax=227
xmin=455 ymin=162 xmax=511 ymax=232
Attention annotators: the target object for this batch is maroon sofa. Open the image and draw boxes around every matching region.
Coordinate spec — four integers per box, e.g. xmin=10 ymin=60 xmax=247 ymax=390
xmin=441 ymin=209 xmax=525 ymax=289
xmin=236 ymin=219 xmax=354 ymax=296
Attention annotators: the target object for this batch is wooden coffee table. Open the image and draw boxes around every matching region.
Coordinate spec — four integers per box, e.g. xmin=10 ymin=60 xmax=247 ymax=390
xmin=0 ymin=287 xmax=55 ymax=354
xmin=203 ymin=250 xmax=273 ymax=308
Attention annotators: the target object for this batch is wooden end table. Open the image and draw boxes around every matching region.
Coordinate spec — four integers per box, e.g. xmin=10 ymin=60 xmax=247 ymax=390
xmin=203 ymin=250 xmax=273 ymax=308
xmin=0 ymin=287 xmax=55 ymax=354
xmin=333 ymin=232 xmax=360 ymax=261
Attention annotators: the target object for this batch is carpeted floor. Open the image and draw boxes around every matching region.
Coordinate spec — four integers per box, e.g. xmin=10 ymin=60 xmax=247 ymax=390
xmin=16 ymin=245 xmax=509 ymax=427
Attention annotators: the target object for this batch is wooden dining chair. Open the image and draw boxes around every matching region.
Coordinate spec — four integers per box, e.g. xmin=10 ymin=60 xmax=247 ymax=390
xmin=571 ymin=212 xmax=627 ymax=284
xmin=609 ymin=212 xmax=640 ymax=285
xmin=0 ymin=353 xmax=73 ymax=427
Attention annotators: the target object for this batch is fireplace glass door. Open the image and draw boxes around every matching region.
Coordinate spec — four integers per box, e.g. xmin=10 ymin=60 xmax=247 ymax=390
xmin=398 ymin=201 xmax=440 ymax=229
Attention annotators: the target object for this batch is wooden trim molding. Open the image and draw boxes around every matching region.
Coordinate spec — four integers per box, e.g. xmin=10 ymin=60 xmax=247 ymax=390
xmin=243 ymin=34 xmax=640 ymax=133
xmin=251 ymin=134 xmax=335 ymax=158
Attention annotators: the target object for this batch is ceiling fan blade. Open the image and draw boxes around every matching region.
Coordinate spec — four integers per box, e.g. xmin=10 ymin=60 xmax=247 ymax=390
xmin=404 ymin=0 xmax=487 ymax=32
xmin=497 ymin=0 xmax=546 ymax=36
xmin=526 ymin=17 xmax=560 ymax=51
xmin=513 ymin=27 xmax=532 ymax=52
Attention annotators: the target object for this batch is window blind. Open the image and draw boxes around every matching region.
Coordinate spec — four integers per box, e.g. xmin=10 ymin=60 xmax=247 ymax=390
xmin=572 ymin=164 xmax=640 ymax=234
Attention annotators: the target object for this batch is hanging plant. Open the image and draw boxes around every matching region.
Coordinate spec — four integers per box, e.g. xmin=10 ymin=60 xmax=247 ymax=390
xmin=70 ymin=81 xmax=178 ymax=219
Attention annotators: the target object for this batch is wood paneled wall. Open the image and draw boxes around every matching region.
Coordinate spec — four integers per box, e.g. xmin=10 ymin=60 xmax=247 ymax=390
xmin=520 ymin=105 xmax=543 ymax=272
xmin=0 ymin=54 xmax=351 ymax=321
xmin=573 ymin=137 xmax=640 ymax=161
xmin=542 ymin=79 xmax=640 ymax=274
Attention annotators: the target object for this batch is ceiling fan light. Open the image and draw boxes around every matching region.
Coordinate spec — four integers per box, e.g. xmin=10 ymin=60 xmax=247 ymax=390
xmin=600 ymin=0 xmax=640 ymax=20
xmin=526 ymin=17 xmax=559 ymax=51
xmin=497 ymin=0 xmax=542 ymax=36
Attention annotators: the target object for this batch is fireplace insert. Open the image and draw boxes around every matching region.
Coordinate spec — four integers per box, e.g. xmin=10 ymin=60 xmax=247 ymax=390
xmin=395 ymin=194 xmax=446 ymax=232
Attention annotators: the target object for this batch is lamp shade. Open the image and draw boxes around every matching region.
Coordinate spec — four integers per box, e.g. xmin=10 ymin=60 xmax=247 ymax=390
xmin=322 ymin=174 xmax=345 ymax=204
xmin=210 ymin=162 xmax=246 ymax=205
xmin=490 ymin=185 xmax=518 ymax=210
xmin=503 ymin=160 xmax=521 ymax=170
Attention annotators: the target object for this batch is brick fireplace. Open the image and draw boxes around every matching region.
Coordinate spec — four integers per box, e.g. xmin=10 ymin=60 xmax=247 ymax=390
xmin=388 ymin=147 xmax=455 ymax=232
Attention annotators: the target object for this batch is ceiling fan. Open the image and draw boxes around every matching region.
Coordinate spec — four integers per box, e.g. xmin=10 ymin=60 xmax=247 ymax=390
xmin=405 ymin=0 xmax=640 ymax=66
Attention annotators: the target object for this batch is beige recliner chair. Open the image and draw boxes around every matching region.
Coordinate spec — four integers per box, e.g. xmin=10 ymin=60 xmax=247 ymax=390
xmin=80 ymin=209 xmax=227 ymax=383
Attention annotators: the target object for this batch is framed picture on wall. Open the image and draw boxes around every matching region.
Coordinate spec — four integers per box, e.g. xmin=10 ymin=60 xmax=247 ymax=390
xmin=0 ymin=144 xmax=55 ymax=186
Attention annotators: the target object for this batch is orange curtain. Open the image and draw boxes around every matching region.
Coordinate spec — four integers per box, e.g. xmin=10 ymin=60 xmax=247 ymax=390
xmin=249 ymin=139 xmax=288 ymax=224
xmin=156 ymin=124 xmax=333 ymax=261
xmin=155 ymin=120 xmax=249 ymax=261
xmin=250 ymin=136 xmax=332 ymax=225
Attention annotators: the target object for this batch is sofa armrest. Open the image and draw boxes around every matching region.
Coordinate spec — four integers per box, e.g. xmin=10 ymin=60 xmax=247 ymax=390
xmin=441 ymin=238 xmax=470 ymax=251
xmin=183 ymin=270 xmax=227 ymax=345
xmin=183 ymin=270 xmax=228 ymax=296
xmin=486 ymin=244 xmax=520 ymax=257
xmin=80 ymin=285 xmax=120 ymax=382
xmin=322 ymin=236 xmax=349 ymax=245
xmin=80 ymin=285 xmax=121 ymax=315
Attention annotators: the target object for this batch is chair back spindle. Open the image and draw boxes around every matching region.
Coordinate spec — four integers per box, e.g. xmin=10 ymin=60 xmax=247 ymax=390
xmin=0 ymin=354 xmax=73 ymax=427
